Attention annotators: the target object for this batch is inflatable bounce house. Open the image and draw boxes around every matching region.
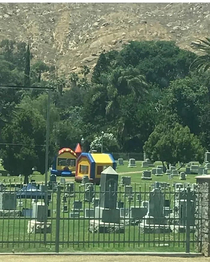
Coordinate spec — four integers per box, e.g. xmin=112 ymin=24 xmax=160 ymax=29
xmin=51 ymin=147 xmax=79 ymax=177
xmin=75 ymin=152 xmax=116 ymax=184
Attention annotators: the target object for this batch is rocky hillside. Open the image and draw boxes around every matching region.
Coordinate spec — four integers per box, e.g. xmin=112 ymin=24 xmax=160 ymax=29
xmin=0 ymin=3 xmax=209 ymax=75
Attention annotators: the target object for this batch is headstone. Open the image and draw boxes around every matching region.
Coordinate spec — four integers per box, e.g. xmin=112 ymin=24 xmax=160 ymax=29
xmin=141 ymin=158 xmax=154 ymax=168
xmin=179 ymin=199 xmax=195 ymax=226
xmin=172 ymin=169 xmax=179 ymax=176
xmin=82 ymin=176 xmax=89 ymax=184
xmin=85 ymin=208 xmax=94 ymax=218
xmin=198 ymin=167 xmax=205 ymax=175
xmin=84 ymin=183 xmax=95 ymax=202
xmin=204 ymin=151 xmax=210 ymax=163
xmin=203 ymin=168 xmax=208 ymax=175
xmin=117 ymin=200 xmax=124 ymax=208
xmin=66 ymin=182 xmax=75 ymax=196
xmin=32 ymin=202 xmax=47 ymax=222
xmin=120 ymin=208 xmax=129 ymax=218
xmin=155 ymin=167 xmax=163 ymax=176
xmin=128 ymin=158 xmax=136 ymax=167
xmin=166 ymin=169 xmax=171 ymax=175
xmin=60 ymin=177 xmax=66 ymax=184
xmin=99 ymin=167 xmax=118 ymax=209
xmin=141 ymin=201 xmax=149 ymax=210
xmin=130 ymin=206 xmax=147 ymax=221
xmin=124 ymin=185 xmax=133 ymax=198
xmin=185 ymin=167 xmax=191 ymax=174
xmin=148 ymin=188 xmax=166 ymax=224
xmin=92 ymin=198 xmax=99 ymax=208
xmin=141 ymin=170 xmax=152 ymax=180
xmin=121 ymin=176 xmax=131 ymax=186
xmin=73 ymin=200 xmax=82 ymax=211
xmin=69 ymin=212 xmax=80 ymax=218
xmin=62 ymin=205 xmax=68 ymax=213
xmin=95 ymin=207 xmax=120 ymax=223
xmin=0 ymin=192 xmax=16 ymax=210
xmin=205 ymin=163 xmax=210 ymax=169
xmin=152 ymin=168 xmax=156 ymax=175
xmin=179 ymin=172 xmax=186 ymax=180
xmin=95 ymin=166 xmax=121 ymax=226
xmin=50 ymin=174 xmax=56 ymax=182
xmin=190 ymin=165 xmax=199 ymax=174
xmin=118 ymin=158 xmax=124 ymax=166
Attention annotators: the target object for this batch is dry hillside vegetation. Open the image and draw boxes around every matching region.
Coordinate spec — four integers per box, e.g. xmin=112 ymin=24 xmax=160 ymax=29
xmin=0 ymin=3 xmax=209 ymax=74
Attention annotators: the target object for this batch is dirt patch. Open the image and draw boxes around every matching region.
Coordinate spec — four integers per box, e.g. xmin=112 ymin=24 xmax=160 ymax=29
xmin=0 ymin=255 xmax=209 ymax=262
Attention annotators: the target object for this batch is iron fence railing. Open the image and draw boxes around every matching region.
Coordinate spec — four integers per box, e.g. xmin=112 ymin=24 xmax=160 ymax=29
xmin=0 ymin=181 xmax=203 ymax=253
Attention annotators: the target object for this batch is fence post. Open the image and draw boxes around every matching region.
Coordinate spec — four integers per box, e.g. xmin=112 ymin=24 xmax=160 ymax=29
xmin=186 ymin=186 xmax=191 ymax=253
xmin=55 ymin=186 xmax=61 ymax=253
xmin=196 ymin=175 xmax=210 ymax=256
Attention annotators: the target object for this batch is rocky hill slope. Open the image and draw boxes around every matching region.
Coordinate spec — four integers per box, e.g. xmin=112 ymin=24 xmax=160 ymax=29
xmin=0 ymin=3 xmax=209 ymax=75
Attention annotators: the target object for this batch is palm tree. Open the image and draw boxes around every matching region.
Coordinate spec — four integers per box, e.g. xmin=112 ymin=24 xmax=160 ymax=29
xmin=190 ymin=38 xmax=210 ymax=72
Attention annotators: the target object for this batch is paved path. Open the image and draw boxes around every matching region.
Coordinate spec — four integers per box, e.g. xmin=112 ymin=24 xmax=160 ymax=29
xmin=0 ymin=254 xmax=208 ymax=262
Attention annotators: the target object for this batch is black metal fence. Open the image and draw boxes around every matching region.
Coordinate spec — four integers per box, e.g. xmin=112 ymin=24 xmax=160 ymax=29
xmin=0 ymin=181 xmax=202 ymax=253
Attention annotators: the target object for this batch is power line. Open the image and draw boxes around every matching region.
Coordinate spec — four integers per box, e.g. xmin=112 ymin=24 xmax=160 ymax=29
xmin=0 ymin=85 xmax=55 ymax=91
xmin=0 ymin=142 xmax=45 ymax=147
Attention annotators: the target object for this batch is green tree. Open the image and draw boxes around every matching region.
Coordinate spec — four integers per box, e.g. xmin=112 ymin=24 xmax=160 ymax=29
xmin=0 ymin=93 xmax=59 ymax=183
xmin=144 ymin=123 xmax=205 ymax=170
xmin=190 ymin=38 xmax=210 ymax=72
xmin=31 ymin=60 xmax=50 ymax=83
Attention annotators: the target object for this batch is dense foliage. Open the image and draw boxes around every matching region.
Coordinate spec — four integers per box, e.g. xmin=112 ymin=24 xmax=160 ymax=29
xmin=0 ymin=39 xmax=209 ymax=177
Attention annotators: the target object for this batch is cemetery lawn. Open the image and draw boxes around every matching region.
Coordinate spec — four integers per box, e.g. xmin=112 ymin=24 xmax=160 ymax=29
xmin=0 ymin=161 xmax=198 ymax=186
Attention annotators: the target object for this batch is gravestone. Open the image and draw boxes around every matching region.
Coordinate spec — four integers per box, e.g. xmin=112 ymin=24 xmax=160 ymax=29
xmin=148 ymin=187 xmax=166 ymax=224
xmin=92 ymin=198 xmax=99 ymax=208
xmin=66 ymin=182 xmax=75 ymax=196
xmin=60 ymin=177 xmax=66 ymax=184
xmin=94 ymin=166 xmax=121 ymax=226
xmin=185 ymin=166 xmax=191 ymax=174
xmin=99 ymin=166 xmax=118 ymax=209
xmin=141 ymin=201 xmax=149 ymax=210
xmin=190 ymin=165 xmax=199 ymax=174
xmin=117 ymin=200 xmax=124 ymax=208
xmin=155 ymin=167 xmax=163 ymax=176
xmin=85 ymin=208 xmax=95 ymax=218
xmin=85 ymin=183 xmax=95 ymax=202
xmin=118 ymin=158 xmax=124 ymax=166
xmin=152 ymin=168 xmax=156 ymax=175
xmin=198 ymin=167 xmax=205 ymax=175
xmin=141 ymin=170 xmax=152 ymax=180
xmin=72 ymin=200 xmax=82 ymax=211
xmin=205 ymin=151 xmax=210 ymax=163
xmin=121 ymin=176 xmax=131 ymax=186
xmin=124 ymin=185 xmax=133 ymax=198
xmin=32 ymin=202 xmax=47 ymax=222
xmin=82 ymin=176 xmax=89 ymax=184
xmin=128 ymin=158 xmax=136 ymax=167
xmin=172 ymin=170 xmax=179 ymax=176
xmin=142 ymin=158 xmax=154 ymax=168
xmin=50 ymin=174 xmax=56 ymax=182
xmin=0 ymin=192 xmax=17 ymax=210
xmin=120 ymin=208 xmax=130 ymax=218
xmin=130 ymin=206 xmax=147 ymax=222
xmin=179 ymin=172 xmax=186 ymax=180
xmin=205 ymin=163 xmax=210 ymax=170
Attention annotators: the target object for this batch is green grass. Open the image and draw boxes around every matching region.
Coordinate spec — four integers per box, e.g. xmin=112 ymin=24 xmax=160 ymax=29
xmin=0 ymin=160 xmax=200 ymax=253
xmin=0 ymin=160 xmax=198 ymax=186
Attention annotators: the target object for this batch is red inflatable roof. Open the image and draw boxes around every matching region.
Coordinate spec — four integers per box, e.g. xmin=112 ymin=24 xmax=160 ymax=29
xmin=58 ymin=147 xmax=76 ymax=156
xmin=75 ymin=143 xmax=82 ymax=153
